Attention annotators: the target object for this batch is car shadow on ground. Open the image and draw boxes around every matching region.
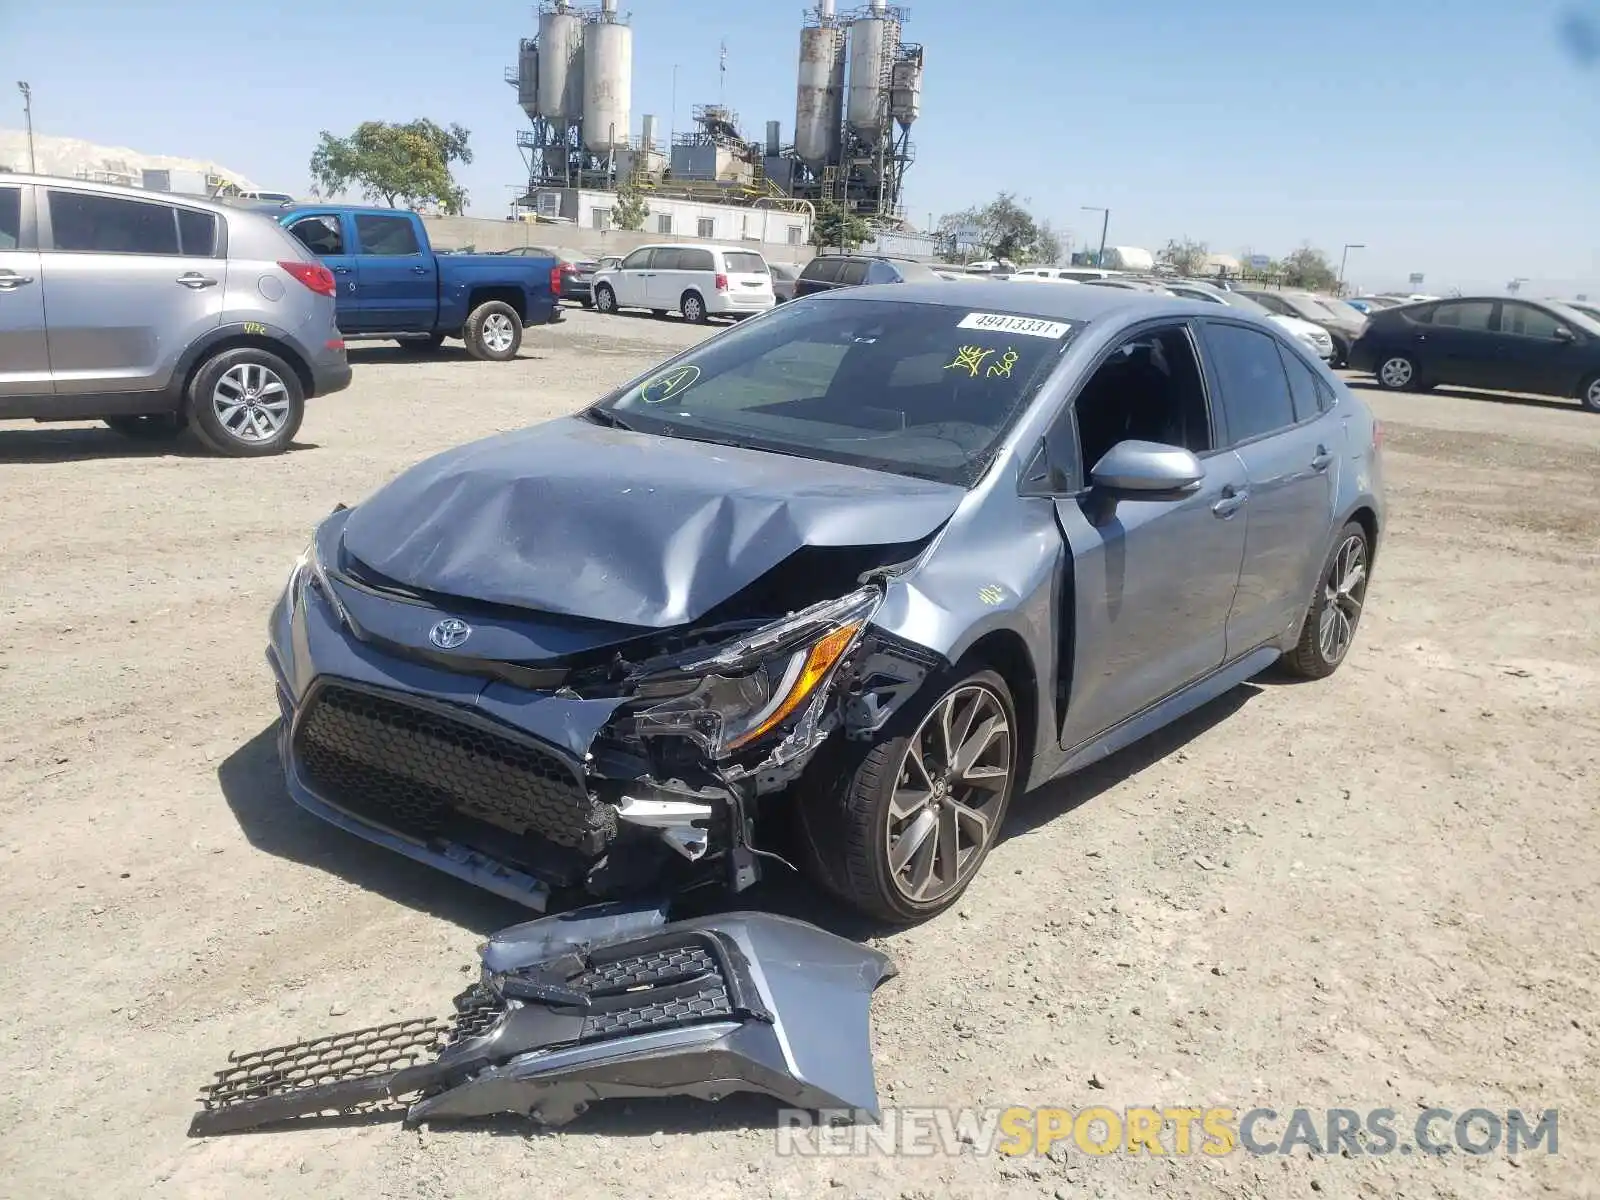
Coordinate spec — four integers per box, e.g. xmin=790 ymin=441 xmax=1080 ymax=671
xmin=1344 ymin=378 xmax=1583 ymax=413
xmin=343 ymin=344 xmax=546 ymax=365
xmin=0 ymin=427 xmax=319 ymax=464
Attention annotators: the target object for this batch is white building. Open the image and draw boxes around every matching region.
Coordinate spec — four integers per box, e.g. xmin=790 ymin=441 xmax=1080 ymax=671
xmin=524 ymin=187 xmax=812 ymax=251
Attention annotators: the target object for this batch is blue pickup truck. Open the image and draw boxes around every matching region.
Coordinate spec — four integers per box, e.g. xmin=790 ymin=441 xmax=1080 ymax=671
xmin=275 ymin=206 xmax=562 ymax=361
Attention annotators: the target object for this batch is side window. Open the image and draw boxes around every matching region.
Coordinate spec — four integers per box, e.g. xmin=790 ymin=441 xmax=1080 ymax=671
xmin=651 ymin=248 xmax=683 ymax=270
xmin=176 ymin=208 xmax=219 ymax=257
xmin=1432 ymin=301 xmax=1494 ymax=331
xmin=1497 ymin=303 xmax=1563 ymax=339
xmin=353 ymin=214 xmax=421 ymax=256
xmin=1277 ymin=344 xmax=1323 ymax=423
xmin=620 ymin=248 xmax=654 ymax=270
xmin=289 ymin=215 xmax=343 ymax=256
xmin=680 ymin=248 xmax=715 ymax=272
xmin=1202 ymin=322 xmax=1296 ymax=443
xmin=1070 ymin=324 xmax=1214 ymax=483
xmin=799 ymin=258 xmax=840 ymax=283
xmin=866 ymin=261 xmax=899 ymax=284
xmin=47 ymin=190 xmax=180 ymax=255
xmin=837 ymin=260 xmax=870 ymax=286
xmin=0 ymin=186 xmax=20 ymax=249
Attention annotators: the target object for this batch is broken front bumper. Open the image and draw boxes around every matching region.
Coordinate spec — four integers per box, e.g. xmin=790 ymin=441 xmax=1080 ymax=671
xmin=189 ymin=905 xmax=897 ymax=1136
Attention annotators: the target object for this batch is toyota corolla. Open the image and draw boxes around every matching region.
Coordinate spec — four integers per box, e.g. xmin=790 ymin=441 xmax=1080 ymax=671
xmin=268 ymin=282 xmax=1383 ymax=923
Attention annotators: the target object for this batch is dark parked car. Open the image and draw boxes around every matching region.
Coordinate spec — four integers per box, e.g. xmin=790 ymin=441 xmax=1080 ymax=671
xmin=1349 ymin=297 xmax=1600 ymax=411
xmin=1238 ymin=289 xmax=1367 ymax=368
xmin=268 ymin=282 xmax=1383 ymax=923
xmin=769 ymin=261 xmax=801 ymax=303
xmin=795 ymin=254 xmax=944 ymax=298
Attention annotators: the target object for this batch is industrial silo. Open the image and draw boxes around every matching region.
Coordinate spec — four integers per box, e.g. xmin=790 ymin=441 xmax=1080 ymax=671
xmin=847 ymin=0 xmax=891 ymax=146
xmin=582 ymin=0 xmax=633 ymax=154
xmin=536 ymin=1 xmax=585 ymax=122
xmin=794 ymin=1 xmax=845 ymax=170
xmin=890 ymin=49 xmax=923 ymax=127
xmin=515 ymin=39 xmax=540 ymax=124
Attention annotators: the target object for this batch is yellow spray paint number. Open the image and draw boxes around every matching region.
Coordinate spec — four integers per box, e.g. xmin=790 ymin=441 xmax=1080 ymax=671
xmin=242 ymin=321 xmax=268 ymax=336
xmin=945 ymin=345 xmax=994 ymax=377
xmin=640 ymin=364 xmax=701 ymax=404
xmin=987 ymin=349 xmax=1019 ymax=379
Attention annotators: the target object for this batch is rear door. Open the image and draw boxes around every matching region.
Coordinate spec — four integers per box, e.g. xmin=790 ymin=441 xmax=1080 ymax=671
xmin=351 ymin=212 xmax=436 ymax=332
xmin=284 ymin=212 xmax=359 ymax=328
xmin=796 ymin=257 xmax=842 ymax=296
xmin=1419 ymin=299 xmax=1498 ymax=387
xmin=1491 ymin=301 xmax=1584 ymax=396
xmin=0 ymin=182 xmax=51 ymax=399
xmin=39 ymin=187 xmax=224 ymax=398
xmin=835 ymin=259 xmax=870 ymax=290
xmin=1198 ymin=320 xmax=1336 ymax=657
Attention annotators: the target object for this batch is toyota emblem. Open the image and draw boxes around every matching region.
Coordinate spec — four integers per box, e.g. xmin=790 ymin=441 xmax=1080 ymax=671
xmin=429 ymin=618 xmax=473 ymax=649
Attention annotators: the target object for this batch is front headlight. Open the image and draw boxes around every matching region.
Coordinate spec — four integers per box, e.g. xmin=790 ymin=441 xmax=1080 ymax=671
xmin=285 ymin=530 xmax=351 ymax=628
xmin=631 ymin=585 xmax=882 ymax=758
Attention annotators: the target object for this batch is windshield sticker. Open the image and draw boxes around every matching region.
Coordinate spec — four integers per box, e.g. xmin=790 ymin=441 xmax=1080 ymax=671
xmin=639 ymin=364 xmax=701 ymax=404
xmin=958 ymin=312 xmax=1072 ymax=339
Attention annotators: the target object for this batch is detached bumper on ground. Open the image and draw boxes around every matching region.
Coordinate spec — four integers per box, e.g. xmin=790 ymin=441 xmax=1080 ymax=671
xmin=189 ymin=904 xmax=897 ymax=1136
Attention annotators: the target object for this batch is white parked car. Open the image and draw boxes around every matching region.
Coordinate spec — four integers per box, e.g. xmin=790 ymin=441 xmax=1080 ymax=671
xmin=1009 ymin=267 xmax=1083 ymax=283
xmin=1162 ymin=280 xmax=1336 ymax=362
xmin=591 ymin=244 xmax=776 ymax=324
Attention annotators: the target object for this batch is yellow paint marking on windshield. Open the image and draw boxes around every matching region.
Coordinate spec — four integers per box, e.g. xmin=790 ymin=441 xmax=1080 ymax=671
xmin=640 ymin=364 xmax=701 ymax=404
xmin=945 ymin=345 xmax=994 ymax=377
xmin=987 ymin=349 xmax=1020 ymax=379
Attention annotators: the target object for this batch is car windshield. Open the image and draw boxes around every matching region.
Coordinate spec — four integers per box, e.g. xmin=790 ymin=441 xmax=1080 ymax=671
xmin=591 ymin=297 xmax=1079 ymax=487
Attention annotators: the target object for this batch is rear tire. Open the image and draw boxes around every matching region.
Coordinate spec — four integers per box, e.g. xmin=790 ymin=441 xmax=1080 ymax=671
xmin=1376 ymin=353 xmax=1420 ymax=391
xmin=681 ymin=291 xmax=708 ymax=325
xmin=185 ymin=346 xmax=305 ymax=458
xmin=797 ymin=665 xmax=1019 ymax=924
xmin=462 ymin=301 xmax=522 ymax=362
xmin=1282 ymin=521 xmax=1371 ymax=679
xmin=594 ymin=284 xmax=618 ymax=315
xmin=1580 ymin=373 xmax=1600 ymax=414
xmin=104 ymin=413 xmax=186 ymax=440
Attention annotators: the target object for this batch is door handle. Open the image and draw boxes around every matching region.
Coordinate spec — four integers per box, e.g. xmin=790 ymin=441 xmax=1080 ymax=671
xmin=333 ymin=266 xmax=352 ymax=274
xmin=0 ymin=272 xmax=35 ymax=289
xmin=177 ymin=273 xmax=218 ymax=289
xmin=1311 ymin=446 xmax=1334 ymax=471
xmin=411 ymin=265 xmax=428 ymax=275
xmin=1211 ymin=486 xmax=1249 ymax=519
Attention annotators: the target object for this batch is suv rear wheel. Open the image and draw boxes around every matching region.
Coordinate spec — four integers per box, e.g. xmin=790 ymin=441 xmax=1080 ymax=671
xmin=1282 ymin=521 xmax=1370 ymax=679
xmin=104 ymin=413 xmax=186 ymax=440
xmin=463 ymin=301 xmax=522 ymax=361
xmin=1376 ymin=353 xmax=1419 ymax=391
xmin=186 ymin=346 xmax=305 ymax=457
xmin=680 ymin=291 xmax=708 ymax=325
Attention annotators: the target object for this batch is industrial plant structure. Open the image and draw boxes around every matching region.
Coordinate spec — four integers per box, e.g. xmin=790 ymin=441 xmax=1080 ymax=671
xmin=507 ymin=0 xmax=924 ymax=227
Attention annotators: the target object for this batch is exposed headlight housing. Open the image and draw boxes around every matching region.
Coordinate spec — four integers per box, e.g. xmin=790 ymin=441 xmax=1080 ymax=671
xmin=630 ymin=585 xmax=882 ymax=760
xmin=285 ymin=530 xmax=351 ymax=628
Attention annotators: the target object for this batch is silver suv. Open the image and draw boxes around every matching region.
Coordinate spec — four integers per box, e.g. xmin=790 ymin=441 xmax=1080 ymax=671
xmin=0 ymin=174 xmax=351 ymax=456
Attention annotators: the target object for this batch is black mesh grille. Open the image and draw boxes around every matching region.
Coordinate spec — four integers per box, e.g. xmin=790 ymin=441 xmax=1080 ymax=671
xmin=575 ymin=944 xmax=731 ymax=1041
xmin=294 ymin=683 xmax=615 ymax=855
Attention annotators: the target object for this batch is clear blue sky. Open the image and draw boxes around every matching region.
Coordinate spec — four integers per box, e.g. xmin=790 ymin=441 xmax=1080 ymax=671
xmin=3 ymin=0 xmax=1598 ymax=294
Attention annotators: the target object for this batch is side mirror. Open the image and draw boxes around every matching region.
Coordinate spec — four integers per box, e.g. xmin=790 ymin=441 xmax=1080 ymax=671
xmin=1089 ymin=440 xmax=1205 ymax=497
xmin=1553 ymin=326 xmax=1575 ymax=343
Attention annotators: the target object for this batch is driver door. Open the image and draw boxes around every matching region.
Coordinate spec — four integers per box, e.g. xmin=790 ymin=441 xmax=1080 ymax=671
xmin=1049 ymin=322 xmax=1250 ymax=752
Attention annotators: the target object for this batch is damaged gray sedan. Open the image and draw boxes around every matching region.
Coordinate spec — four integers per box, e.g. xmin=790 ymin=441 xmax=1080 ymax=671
xmin=268 ymin=282 xmax=1384 ymax=923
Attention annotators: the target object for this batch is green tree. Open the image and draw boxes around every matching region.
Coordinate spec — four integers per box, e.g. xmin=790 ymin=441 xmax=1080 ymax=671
xmin=936 ymin=194 xmax=1051 ymax=263
xmin=1031 ymin=221 xmax=1064 ymax=267
xmin=1159 ymin=237 xmax=1210 ymax=277
xmin=1279 ymin=244 xmax=1338 ymax=291
xmin=610 ymin=179 xmax=650 ymax=231
xmin=309 ymin=119 xmax=473 ymax=214
xmin=812 ymin=200 xmax=873 ymax=252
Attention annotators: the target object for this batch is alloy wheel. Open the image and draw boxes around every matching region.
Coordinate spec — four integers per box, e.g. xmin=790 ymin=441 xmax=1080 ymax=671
xmin=884 ymin=684 xmax=1013 ymax=904
xmin=212 ymin=363 xmax=291 ymax=443
xmin=1378 ymin=356 xmax=1414 ymax=389
xmin=683 ymin=296 xmax=703 ymax=323
xmin=1318 ymin=534 xmax=1368 ymax=665
xmin=1586 ymin=378 xmax=1600 ymax=411
xmin=481 ymin=312 xmax=516 ymax=355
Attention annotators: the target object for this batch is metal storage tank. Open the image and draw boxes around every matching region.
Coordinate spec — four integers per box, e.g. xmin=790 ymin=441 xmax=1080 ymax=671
xmin=516 ymin=40 xmax=541 ymax=123
xmin=847 ymin=2 xmax=891 ymax=145
xmin=536 ymin=3 xmax=585 ymax=121
xmin=795 ymin=22 xmax=846 ymax=169
xmin=890 ymin=55 xmax=922 ymax=126
xmin=582 ymin=1 xmax=632 ymax=153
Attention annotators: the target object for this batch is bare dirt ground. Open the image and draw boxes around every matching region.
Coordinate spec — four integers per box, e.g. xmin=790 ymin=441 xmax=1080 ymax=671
xmin=2 ymin=308 xmax=1597 ymax=1199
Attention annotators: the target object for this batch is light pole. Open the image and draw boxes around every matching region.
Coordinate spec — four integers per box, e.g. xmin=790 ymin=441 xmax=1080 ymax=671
xmin=1507 ymin=277 xmax=1528 ymax=295
xmin=17 ymin=81 xmax=35 ymax=174
xmin=1337 ymin=242 xmax=1365 ymax=296
xmin=1082 ymin=206 xmax=1109 ymax=267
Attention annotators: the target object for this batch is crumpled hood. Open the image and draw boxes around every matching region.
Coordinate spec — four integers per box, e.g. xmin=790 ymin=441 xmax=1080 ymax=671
xmin=340 ymin=415 xmax=966 ymax=629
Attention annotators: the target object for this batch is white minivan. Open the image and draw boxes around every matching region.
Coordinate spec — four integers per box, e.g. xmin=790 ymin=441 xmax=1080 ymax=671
xmin=591 ymin=243 xmax=776 ymax=323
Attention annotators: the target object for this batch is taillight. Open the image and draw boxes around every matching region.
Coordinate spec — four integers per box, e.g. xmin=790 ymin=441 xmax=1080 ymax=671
xmin=551 ymin=263 xmax=573 ymax=294
xmin=280 ymin=260 xmax=336 ymax=297
xmin=715 ymin=273 xmax=729 ymax=292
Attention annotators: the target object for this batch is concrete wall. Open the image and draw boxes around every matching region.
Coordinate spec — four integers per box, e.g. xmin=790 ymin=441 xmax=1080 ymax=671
xmin=421 ymin=208 xmax=816 ymax=266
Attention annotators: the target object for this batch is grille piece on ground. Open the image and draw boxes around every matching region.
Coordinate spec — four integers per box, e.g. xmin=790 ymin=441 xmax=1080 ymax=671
xmin=293 ymin=682 xmax=616 ymax=855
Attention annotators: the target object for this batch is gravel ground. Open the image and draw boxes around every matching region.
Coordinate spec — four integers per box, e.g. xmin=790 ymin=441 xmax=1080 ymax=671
xmin=2 ymin=306 xmax=1597 ymax=1199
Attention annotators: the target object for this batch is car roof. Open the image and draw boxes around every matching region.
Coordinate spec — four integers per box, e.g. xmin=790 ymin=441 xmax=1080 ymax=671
xmin=843 ymin=279 xmax=1221 ymax=324
xmin=0 ymin=171 xmax=243 ymax=216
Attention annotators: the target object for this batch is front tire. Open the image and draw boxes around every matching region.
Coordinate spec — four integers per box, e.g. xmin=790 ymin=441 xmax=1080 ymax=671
xmin=463 ymin=301 xmax=522 ymax=362
xmin=104 ymin=413 xmax=186 ymax=440
xmin=798 ymin=666 xmax=1019 ymax=924
xmin=186 ymin=346 xmax=304 ymax=457
xmin=1580 ymin=373 xmax=1600 ymax=414
xmin=1282 ymin=521 xmax=1371 ymax=679
xmin=1376 ymin=353 xmax=1420 ymax=391
xmin=681 ymin=291 xmax=708 ymax=325
xmin=594 ymin=284 xmax=618 ymax=315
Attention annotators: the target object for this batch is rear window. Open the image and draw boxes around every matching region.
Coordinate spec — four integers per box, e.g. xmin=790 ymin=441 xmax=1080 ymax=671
xmin=800 ymin=258 xmax=843 ymax=283
xmin=48 ymin=190 xmax=180 ymax=255
xmin=678 ymin=247 xmax=715 ymax=272
xmin=723 ymin=251 xmax=768 ymax=274
xmin=354 ymin=214 xmax=421 ymax=256
xmin=0 ymin=186 xmax=18 ymax=249
xmin=176 ymin=208 xmax=219 ymax=256
xmin=598 ymin=297 xmax=1078 ymax=487
xmin=651 ymin=247 xmax=684 ymax=270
